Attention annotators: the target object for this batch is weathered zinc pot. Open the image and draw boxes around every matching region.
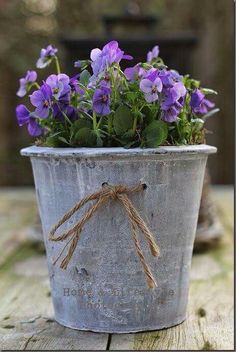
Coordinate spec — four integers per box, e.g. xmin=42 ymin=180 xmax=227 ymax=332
xmin=21 ymin=144 xmax=216 ymax=333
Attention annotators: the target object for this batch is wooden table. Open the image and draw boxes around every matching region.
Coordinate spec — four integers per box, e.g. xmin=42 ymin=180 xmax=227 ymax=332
xmin=0 ymin=187 xmax=233 ymax=350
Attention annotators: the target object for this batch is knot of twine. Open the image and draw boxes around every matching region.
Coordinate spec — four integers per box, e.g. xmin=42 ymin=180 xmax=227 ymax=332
xmin=48 ymin=182 xmax=160 ymax=288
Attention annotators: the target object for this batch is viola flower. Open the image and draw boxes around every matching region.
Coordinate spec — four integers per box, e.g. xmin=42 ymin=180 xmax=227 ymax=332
xmin=52 ymin=103 xmax=78 ymax=122
xmin=92 ymin=86 xmax=111 ymax=115
xmin=69 ymin=75 xmax=85 ymax=95
xmin=36 ymin=45 xmax=58 ymax=69
xmin=161 ymin=82 xmax=187 ymax=110
xmin=190 ymin=89 xmax=215 ymax=114
xmin=140 ymin=75 xmax=163 ymax=103
xmin=46 ymin=74 xmax=71 ymax=101
xmin=147 ymin=45 xmax=159 ymax=63
xmin=90 ymin=41 xmax=133 ymax=77
xmin=16 ymin=104 xmax=43 ymax=136
xmin=161 ymin=105 xmax=180 ymax=123
xmin=17 ymin=70 xmax=37 ymax=97
xmin=158 ymin=69 xmax=182 ymax=88
xmin=124 ymin=64 xmax=145 ymax=81
xmin=30 ymin=83 xmax=52 ymax=118
xmin=74 ymin=60 xmax=81 ymax=68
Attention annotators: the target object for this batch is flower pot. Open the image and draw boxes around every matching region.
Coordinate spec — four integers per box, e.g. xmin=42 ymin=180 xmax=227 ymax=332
xmin=21 ymin=144 xmax=216 ymax=333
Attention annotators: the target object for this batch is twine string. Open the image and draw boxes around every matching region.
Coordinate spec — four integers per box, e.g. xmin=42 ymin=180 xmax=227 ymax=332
xmin=48 ymin=183 xmax=160 ymax=288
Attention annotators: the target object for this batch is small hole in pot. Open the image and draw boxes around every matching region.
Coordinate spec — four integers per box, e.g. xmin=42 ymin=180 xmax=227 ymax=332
xmin=142 ymin=183 xmax=147 ymax=190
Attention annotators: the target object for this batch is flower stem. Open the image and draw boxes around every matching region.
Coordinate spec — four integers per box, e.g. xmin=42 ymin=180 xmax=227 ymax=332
xmin=54 ymin=56 xmax=61 ymax=74
xmin=93 ymin=111 xmax=97 ymax=130
xmin=108 ymin=115 xmax=113 ymax=135
xmin=132 ymin=115 xmax=137 ymax=134
xmin=33 ymin=82 xmax=40 ymax=89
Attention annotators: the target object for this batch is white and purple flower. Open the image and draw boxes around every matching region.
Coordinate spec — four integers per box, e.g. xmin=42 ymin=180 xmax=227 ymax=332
xmin=36 ymin=45 xmax=58 ymax=69
xmin=17 ymin=70 xmax=37 ymax=97
xmin=46 ymin=74 xmax=71 ymax=101
xmin=147 ymin=45 xmax=159 ymax=63
xmin=90 ymin=41 xmax=133 ymax=78
xmin=140 ymin=70 xmax=163 ymax=103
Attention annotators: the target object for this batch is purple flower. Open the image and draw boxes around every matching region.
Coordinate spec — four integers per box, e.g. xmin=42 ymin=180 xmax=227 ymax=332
xmin=158 ymin=69 xmax=182 ymax=88
xmin=124 ymin=64 xmax=145 ymax=81
xmin=17 ymin=70 xmax=37 ymax=97
xmin=74 ymin=60 xmax=81 ymax=68
xmin=161 ymin=105 xmax=180 ymax=123
xmin=90 ymin=41 xmax=133 ymax=77
xmin=190 ymin=89 xmax=215 ymax=114
xmin=30 ymin=83 xmax=52 ymax=118
xmin=36 ymin=45 xmax=58 ymax=69
xmin=140 ymin=75 xmax=163 ymax=103
xmin=160 ymin=82 xmax=186 ymax=122
xmin=46 ymin=74 xmax=71 ymax=101
xmin=16 ymin=104 xmax=43 ymax=136
xmin=52 ymin=103 xmax=78 ymax=121
xmin=92 ymin=86 xmax=111 ymax=115
xmin=147 ymin=45 xmax=159 ymax=62
xmin=161 ymin=82 xmax=186 ymax=109
xmin=69 ymin=75 xmax=85 ymax=95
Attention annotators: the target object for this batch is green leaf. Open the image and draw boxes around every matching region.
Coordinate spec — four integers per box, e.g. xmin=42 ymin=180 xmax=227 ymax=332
xmin=143 ymin=120 xmax=168 ymax=147
xmin=113 ymin=105 xmax=134 ymax=135
xmin=75 ymin=127 xmax=96 ymax=147
xmin=80 ymin=69 xmax=91 ymax=86
xmin=142 ymin=106 xmax=155 ymax=124
xmin=58 ymin=136 xmax=70 ymax=145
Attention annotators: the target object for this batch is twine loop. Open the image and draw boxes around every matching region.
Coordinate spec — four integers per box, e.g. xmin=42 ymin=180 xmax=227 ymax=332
xmin=48 ymin=182 xmax=160 ymax=288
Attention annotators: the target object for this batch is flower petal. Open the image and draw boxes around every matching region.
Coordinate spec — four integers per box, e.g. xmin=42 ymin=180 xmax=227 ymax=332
xmin=28 ymin=118 xmax=43 ymax=136
xmin=90 ymin=48 xmax=102 ymax=61
xmin=16 ymin=104 xmax=30 ymax=126
xmin=140 ymin=79 xmax=153 ymax=93
xmin=30 ymin=90 xmax=44 ymax=107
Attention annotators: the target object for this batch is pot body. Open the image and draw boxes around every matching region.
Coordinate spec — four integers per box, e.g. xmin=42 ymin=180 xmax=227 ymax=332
xmin=21 ymin=145 xmax=216 ymax=333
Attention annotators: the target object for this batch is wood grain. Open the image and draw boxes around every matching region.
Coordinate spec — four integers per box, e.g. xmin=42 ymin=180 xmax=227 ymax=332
xmin=0 ymin=187 xmax=233 ymax=350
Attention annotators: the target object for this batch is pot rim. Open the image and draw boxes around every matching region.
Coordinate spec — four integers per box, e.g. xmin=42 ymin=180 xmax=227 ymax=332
xmin=21 ymin=144 xmax=217 ymax=158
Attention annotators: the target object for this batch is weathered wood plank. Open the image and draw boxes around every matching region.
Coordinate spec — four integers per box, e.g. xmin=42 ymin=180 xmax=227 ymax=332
xmin=109 ymin=187 xmax=234 ymax=350
xmin=0 ymin=189 xmax=38 ymax=266
xmin=0 ymin=256 xmax=109 ymax=350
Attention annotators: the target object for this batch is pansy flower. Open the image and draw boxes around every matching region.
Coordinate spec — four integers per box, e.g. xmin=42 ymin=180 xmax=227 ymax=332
xmin=140 ymin=70 xmax=163 ymax=103
xmin=46 ymin=74 xmax=71 ymax=101
xmin=90 ymin=41 xmax=133 ymax=77
xmin=190 ymin=89 xmax=215 ymax=114
xmin=17 ymin=70 xmax=37 ymax=97
xmin=124 ymin=64 xmax=145 ymax=81
xmin=30 ymin=83 xmax=52 ymax=118
xmin=147 ymin=45 xmax=159 ymax=63
xmin=92 ymin=86 xmax=111 ymax=115
xmin=36 ymin=45 xmax=58 ymax=69
xmin=16 ymin=104 xmax=43 ymax=136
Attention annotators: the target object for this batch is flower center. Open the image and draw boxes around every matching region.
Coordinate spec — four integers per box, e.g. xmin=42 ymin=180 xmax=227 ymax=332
xmin=152 ymin=85 xmax=157 ymax=94
xmin=43 ymin=100 xmax=49 ymax=107
xmin=53 ymin=88 xmax=59 ymax=94
xmin=101 ymin=95 xmax=108 ymax=103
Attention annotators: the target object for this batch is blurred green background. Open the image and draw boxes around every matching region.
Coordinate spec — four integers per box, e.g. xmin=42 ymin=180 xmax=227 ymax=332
xmin=0 ymin=0 xmax=234 ymax=185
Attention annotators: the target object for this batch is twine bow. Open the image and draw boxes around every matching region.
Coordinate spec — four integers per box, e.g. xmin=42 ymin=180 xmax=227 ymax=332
xmin=48 ymin=182 xmax=160 ymax=288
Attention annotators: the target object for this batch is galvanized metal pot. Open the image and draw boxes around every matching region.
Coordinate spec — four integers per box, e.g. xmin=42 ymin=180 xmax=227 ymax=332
xmin=21 ymin=145 xmax=216 ymax=333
